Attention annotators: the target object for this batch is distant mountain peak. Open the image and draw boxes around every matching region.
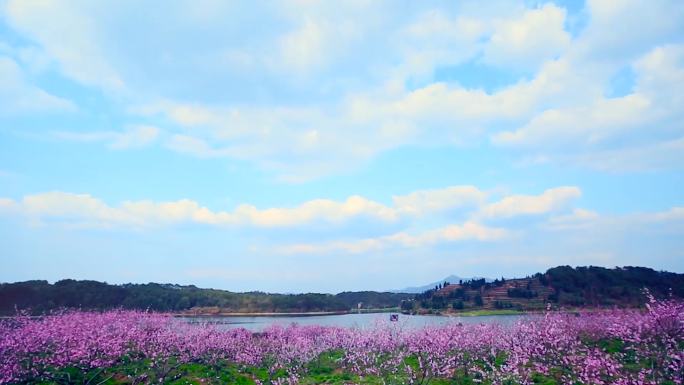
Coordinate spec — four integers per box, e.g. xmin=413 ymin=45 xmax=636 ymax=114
xmin=390 ymin=274 xmax=493 ymax=294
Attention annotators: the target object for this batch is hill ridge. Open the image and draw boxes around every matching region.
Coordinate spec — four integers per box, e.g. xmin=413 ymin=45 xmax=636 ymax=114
xmin=2 ymin=265 xmax=682 ymax=315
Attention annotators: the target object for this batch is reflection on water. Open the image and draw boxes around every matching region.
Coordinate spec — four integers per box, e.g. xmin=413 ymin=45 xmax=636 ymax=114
xmin=177 ymin=313 xmax=528 ymax=331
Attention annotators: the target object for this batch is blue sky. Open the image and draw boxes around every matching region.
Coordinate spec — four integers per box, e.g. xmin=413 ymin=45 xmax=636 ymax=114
xmin=1 ymin=0 xmax=683 ymax=293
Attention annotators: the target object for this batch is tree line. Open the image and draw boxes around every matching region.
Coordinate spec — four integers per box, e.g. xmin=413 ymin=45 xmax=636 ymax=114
xmin=0 ymin=280 xmax=413 ymax=315
xmin=407 ymin=266 xmax=684 ymax=311
xmin=2 ymin=266 xmax=682 ymax=315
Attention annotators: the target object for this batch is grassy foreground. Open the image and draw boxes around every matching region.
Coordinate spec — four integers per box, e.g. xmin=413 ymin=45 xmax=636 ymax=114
xmin=20 ymin=351 xmax=607 ymax=385
xmin=15 ymin=337 xmax=681 ymax=385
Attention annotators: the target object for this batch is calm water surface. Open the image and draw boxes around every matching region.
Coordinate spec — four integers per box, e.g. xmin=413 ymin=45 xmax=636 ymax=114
xmin=177 ymin=313 xmax=528 ymax=331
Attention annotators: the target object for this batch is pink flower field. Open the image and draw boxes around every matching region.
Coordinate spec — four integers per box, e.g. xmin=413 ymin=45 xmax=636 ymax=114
xmin=1 ymin=295 xmax=682 ymax=385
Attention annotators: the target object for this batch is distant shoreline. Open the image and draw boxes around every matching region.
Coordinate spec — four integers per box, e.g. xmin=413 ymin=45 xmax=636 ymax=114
xmin=0 ymin=309 xmax=526 ymax=319
xmin=173 ymin=311 xmax=350 ymax=317
xmin=0 ymin=307 xmax=642 ymax=319
xmin=173 ymin=307 xmax=404 ymax=317
xmin=172 ymin=307 xmax=637 ymax=318
xmin=172 ymin=309 xmax=528 ymax=318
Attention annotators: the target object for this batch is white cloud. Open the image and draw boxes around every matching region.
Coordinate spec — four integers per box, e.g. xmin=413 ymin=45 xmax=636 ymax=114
xmin=0 ymin=185 xmax=580 ymax=229
xmin=2 ymin=186 xmax=485 ymax=228
xmin=16 ymin=46 xmax=52 ymax=73
xmin=545 ymin=208 xmax=600 ymax=231
xmin=483 ymin=4 xmax=571 ymax=70
xmin=165 ymin=134 xmax=232 ymax=158
xmin=270 ymin=0 xmax=387 ymax=75
xmin=0 ymin=56 xmax=75 ymax=114
xmin=492 ymin=93 xmax=652 ymax=147
xmin=3 ymin=0 xmax=683 ymax=178
xmin=278 ymin=18 xmax=346 ymax=73
xmin=570 ymin=136 xmax=684 ymax=172
xmin=344 ymin=55 xmax=605 ymax=145
xmin=634 ymin=44 xmax=684 ymax=108
xmin=580 ymin=0 xmax=684 ymax=61
xmin=139 ymin=100 xmax=407 ymax=180
xmin=54 ymin=125 xmax=160 ymax=149
xmin=493 ymin=43 xmax=684 ymax=170
xmin=0 ymin=191 xmax=400 ymax=229
xmin=3 ymin=0 xmax=126 ymax=92
xmin=392 ymin=186 xmax=486 ymax=216
xmin=232 ymin=195 xmax=399 ymax=227
xmin=397 ymin=10 xmax=488 ymax=77
xmin=278 ymin=221 xmax=510 ymax=255
xmin=0 ymin=198 xmax=18 ymax=212
xmin=140 ymin=57 xmax=594 ymax=181
xmin=638 ymin=206 xmax=684 ymax=223
xmin=478 ymin=186 xmax=581 ymax=219
xmin=2 ymin=192 xmax=195 ymax=228
xmin=109 ymin=125 xmax=159 ymax=149
xmin=543 ymin=205 xmax=684 ymax=235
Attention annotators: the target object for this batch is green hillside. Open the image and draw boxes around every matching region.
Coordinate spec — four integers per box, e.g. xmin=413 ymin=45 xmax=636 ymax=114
xmin=406 ymin=266 xmax=684 ymax=313
xmin=2 ymin=266 xmax=682 ymax=316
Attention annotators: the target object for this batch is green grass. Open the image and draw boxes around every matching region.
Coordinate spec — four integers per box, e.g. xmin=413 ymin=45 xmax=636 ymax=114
xmin=30 ymin=360 xmax=517 ymax=385
xmin=29 ymin=341 xmax=666 ymax=385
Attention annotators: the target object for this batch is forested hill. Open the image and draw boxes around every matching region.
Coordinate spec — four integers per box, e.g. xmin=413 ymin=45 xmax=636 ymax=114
xmin=410 ymin=266 xmax=684 ymax=313
xmin=1 ymin=266 xmax=683 ymax=315
xmin=0 ymin=280 xmax=413 ymax=315
xmin=544 ymin=266 xmax=684 ymax=304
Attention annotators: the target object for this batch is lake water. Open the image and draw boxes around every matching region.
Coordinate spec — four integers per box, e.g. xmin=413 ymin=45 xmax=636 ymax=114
xmin=177 ymin=313 xmax=529 ymax=331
